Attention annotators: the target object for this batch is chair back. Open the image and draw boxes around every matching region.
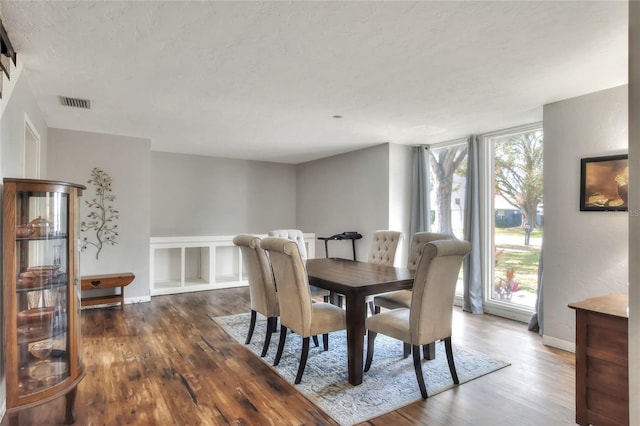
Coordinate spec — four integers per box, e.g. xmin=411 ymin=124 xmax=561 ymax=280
xmin=233 ymin=234 xmax=279 ymax=317
xmin=261 ymin=237 xmax=313 ymax=336
xmin=367 ymin=230 xmax=403 ymax=266
xmin=268 ymin=229 xmax=307 ymax=262
xmin=409 ymin=239 xmax=471 ymax=345
xmin=406 ymin=232 xmax=452 ymax=270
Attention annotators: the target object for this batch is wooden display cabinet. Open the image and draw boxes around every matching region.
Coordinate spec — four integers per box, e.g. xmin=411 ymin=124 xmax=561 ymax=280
xmin=2 ymin=178 xmax=86 ymax=424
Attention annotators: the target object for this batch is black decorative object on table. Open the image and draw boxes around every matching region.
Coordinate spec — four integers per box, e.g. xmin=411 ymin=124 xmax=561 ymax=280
xmin=318 ymin=231 xmax=363 ymax=260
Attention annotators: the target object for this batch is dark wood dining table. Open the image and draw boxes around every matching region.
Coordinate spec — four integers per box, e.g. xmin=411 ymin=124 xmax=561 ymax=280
xmin=305 ymin=257 xmax=415 ymax=386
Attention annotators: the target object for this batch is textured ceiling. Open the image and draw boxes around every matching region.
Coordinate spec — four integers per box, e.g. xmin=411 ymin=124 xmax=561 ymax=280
xmin=0 ymin=1 xmax=628 ymax=164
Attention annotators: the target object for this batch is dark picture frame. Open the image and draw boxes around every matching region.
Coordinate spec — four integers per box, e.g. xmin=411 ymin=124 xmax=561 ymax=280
xmin=580 ymin=154 xmax=628 ymax=211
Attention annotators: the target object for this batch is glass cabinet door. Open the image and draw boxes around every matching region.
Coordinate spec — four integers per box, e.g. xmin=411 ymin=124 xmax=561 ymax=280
xmin=15 ymin=190 xmax=71 ymax=396
xmin=4 ymin=178 xmax=85 ymax=423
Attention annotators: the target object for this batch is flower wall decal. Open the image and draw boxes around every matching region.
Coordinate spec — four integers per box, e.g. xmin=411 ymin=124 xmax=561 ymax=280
xmin=80 ymin=168 xmax=119 ymax=259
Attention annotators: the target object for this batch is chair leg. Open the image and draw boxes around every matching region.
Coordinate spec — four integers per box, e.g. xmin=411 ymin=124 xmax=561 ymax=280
xmin=368 ymin=301 xmax=376 ymax=316
xmin=444 ymin=336 xmax=459 ymax=384
xmin=273 ymin=325 xmax=288 ymax=366
xmin=260 ymin=317 xmax=276 ymax=357
xmin=403 ymin=343 xmax=411 ymax=359
xmin=312 ymin=335 xmax=319 ymax=347
xmin=294 ymin=337 xmax=310 ymax=384
xmin=423 ymin=342 xmax=435 ymax=360
xmin=412 ymin=345 xmax=428 ymax=399
xmin=245 ymin=310 xmax=257 ymax=344
xmin=364 ymin=331 xmax=377 ymax=372
xmin=269 ymin=316 xmax=278 ymax=332
xmin=322 ymin=333 xmax=329 ymax=351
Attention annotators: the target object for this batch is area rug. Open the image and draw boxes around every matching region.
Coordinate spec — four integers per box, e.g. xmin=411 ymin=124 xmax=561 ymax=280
xmin=210 ymin=313 xmax=509 ymax=425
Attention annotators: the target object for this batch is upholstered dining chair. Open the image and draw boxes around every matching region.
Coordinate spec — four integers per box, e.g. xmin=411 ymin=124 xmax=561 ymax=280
xmin=268 ymin=229 xmax=309 ymax=261
xmin=373 ymin=232 xmax=452 ymax=312
xmin=364 ymin=230 xmax=404 ymax=314
xmin=364 ymin=239 xmax=471 ymax=399
xmin=268 ymin=229 xmax=331 ymax=303
xmin=367 ymin=230 xmax=404 ymax=266
xmin=374 ymin=232 xmax=453 ymax=359
xmin=261 ymin=237 xmax=347 ymax=384
xmin=233 ymin=234 xmax=279 ymax=357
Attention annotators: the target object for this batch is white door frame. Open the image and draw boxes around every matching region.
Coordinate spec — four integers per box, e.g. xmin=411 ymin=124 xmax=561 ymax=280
xmin=23 ymin=113 xmax=41 ymax=178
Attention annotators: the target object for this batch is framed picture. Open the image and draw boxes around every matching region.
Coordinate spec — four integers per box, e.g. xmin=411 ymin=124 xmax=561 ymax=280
xmin=580 ymin=154 xmax=628 ymax=211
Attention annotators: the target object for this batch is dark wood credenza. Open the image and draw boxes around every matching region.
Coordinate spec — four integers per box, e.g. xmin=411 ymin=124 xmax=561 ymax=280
xmin=569 ymin=294 xmax=628 ymax=426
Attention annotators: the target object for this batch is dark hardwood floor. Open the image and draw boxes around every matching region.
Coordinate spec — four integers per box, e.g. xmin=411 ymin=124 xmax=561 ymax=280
xmin=4 ymin=287 xmax=576 ymax=425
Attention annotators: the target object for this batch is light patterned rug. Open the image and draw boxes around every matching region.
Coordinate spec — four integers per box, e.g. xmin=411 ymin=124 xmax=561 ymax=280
xmin=210 ymin=312 xmax=509 ymax=426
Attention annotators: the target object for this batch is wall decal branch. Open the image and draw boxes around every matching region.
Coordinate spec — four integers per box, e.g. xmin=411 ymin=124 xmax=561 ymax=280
xmin=80 ymin=168 xmax=119 ymax=259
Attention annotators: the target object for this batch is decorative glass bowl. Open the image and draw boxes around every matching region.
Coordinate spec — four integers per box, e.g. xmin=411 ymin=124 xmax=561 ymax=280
xmin=28 ymin=216 xmax=52 ymax=237
xmin=30 ymin=340 xmax=53 ymax=363
xmin=16 ymin=224 xmax=34 ymax=238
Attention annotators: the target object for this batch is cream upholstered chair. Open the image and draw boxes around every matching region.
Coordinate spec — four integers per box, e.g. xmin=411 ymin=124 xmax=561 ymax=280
xmin=364 ymin=239 xmax=471 ymax=398
xmin=373 ymin=232 xmax=452 ymax=312
xmin=268 ymin=229 xmax=309 ymax=261
xmin=367 ymin=230 xmax=403 ymax=266
xmin=261 ymin=237 xmax=347 ymax=384
xmin=233 ymin=234 xmax=279 ymax=357
xmin=268 ymin=229 xmax=331 ymax=303
xmin=364 ymin=230 xmax=403 ymax=314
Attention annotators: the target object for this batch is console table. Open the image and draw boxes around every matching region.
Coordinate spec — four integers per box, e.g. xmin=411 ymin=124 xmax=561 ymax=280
xmin=569 ymin=294 xmax=628 ymax=426
xmin=81 ymin=272 xmax=135 ymax=308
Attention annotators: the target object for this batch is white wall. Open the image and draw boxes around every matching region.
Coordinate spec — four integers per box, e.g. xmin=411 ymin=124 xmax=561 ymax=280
xmin=0 ymin=58 xmax=48 ymax=419
xmin=150 ymin=151 xmax=297 ymax=236
xmin=388 ymin=143 xmax=413 ymax=266
xmin=628 ymin=2 xmax=639 ymax=423
xmin=1 ymin=64 xmax=47 ymax=179
xmin=297 ymin=143 xmax=411 ymax=262
xmin=543 ymin=85 xmax=628 ymax=349
xmin=47 ymin=128 xmax=152 ymax=302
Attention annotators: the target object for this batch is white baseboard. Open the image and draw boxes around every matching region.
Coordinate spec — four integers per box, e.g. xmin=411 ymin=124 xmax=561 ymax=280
xmin=81 ymin=295 xmax=151 ymax=310
xmin=542 ymin=334 xmax=575 ymax=353
xmin=125 ymin=295 xmax=151 ymax=304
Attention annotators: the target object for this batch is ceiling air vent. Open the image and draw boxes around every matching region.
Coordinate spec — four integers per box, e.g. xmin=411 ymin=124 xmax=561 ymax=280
xmin=59 ymin=96 xmax=91 ymax=109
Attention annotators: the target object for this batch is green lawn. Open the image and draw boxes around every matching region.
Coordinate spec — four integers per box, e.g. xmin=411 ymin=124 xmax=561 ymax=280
xmin=495 ymin=227 xmax=541 ymax=294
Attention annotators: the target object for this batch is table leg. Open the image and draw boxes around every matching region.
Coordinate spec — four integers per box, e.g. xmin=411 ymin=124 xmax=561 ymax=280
xmin=329 ymin=291 xmax=340 ymax=306
xmin=345 ymin=293 xmax=366 ymax=385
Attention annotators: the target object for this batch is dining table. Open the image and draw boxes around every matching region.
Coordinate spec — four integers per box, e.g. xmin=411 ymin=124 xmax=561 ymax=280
xmin=305 ymin=257 xmax=415 ymax=386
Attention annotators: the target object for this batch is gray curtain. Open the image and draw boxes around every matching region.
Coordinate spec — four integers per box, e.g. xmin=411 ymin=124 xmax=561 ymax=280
xmin=410 ymin=146 xmax=431 ymax=236
xmin=463 ymin=135 xmax=484 ymax=314
xmin=528 ymin=251 xmax=544 ymax=334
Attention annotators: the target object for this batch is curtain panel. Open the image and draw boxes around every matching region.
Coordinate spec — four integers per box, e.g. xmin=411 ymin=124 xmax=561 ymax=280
xmin=528 ymin=251 xmax=544 ymax=334
xmin=410 ymin=146 xmax=431 ymax=236
xmin=463 ymin=135 xmax=484 ymax=314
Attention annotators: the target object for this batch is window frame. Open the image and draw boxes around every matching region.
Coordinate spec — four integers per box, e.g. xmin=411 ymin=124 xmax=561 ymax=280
xmin=480 ymin=122 xmax=543 ymax=322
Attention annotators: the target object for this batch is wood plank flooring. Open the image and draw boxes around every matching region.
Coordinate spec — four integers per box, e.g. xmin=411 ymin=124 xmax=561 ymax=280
xmin=4 ymin=287 xmax=576 ymax=425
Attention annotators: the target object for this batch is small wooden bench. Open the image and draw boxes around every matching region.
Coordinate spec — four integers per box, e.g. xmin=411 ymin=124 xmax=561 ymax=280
xmin=81 ymin=272 xmax=135 ymax=308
